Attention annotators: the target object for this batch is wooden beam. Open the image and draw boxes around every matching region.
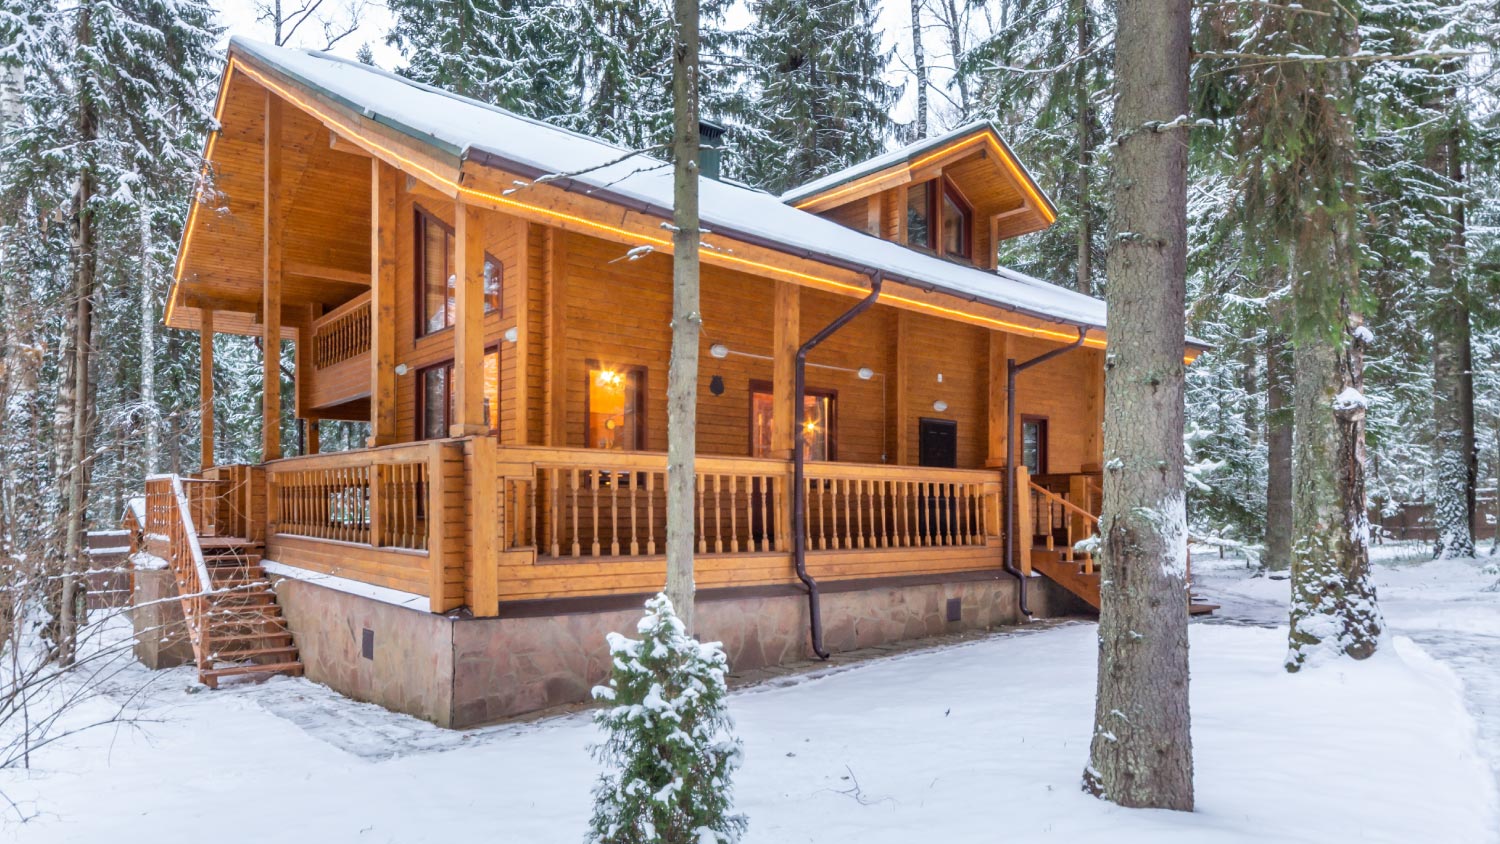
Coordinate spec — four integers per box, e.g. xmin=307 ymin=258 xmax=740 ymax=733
xmin=328 ymin=130 xmax=371 ymax=157
xmin=894 ymin=310 xmax=910 ymax=464
xmin=770 ymin=282 xmax=799 ymax=459
xmin=986 ymin=330 xmax=1009 ymax=468
xmin=865 ymin=195 xmax=881 ymax=236
xmin=200 ymin=309 xmax=214 ymax=470
xmin=1083 ymin=348 xmax=1105 ymax=471
xmin=466 ymin=437 xmax=500 ymax=616
xmin=179 ymin=291 xmax=260 ymax=314
xmin=306 ymin=419 xmax=320 ymax=455
xmin=262 ymin=90 xmax=284 ymax=462
xmin=450 ymin=198 xmax=487 ymax=436
xmin=511 ymin=221 xmax=531 ymax=445
xmin=283 ymin=261 xmax=370 ymax=287
xmin=543 ymin=228 xmax=567 ymax=446
xmin=292 ymin=303 xmax=316 ymax=429
xmin=369 ymin=158 xmax=398 ymax=446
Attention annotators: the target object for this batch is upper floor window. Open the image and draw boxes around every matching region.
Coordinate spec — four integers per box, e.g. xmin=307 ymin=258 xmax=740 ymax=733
xmin=587 ymin=364 xmax=645 ymax=450
xmin=415 ymin=207 xmax=500 ymax=337
xmin=905 ymin=178 xmax=973 ymax=260
xmin=906 ymin=180 xmax=933 ymax=250
xmin=941 ymin=182 xmax=972 ymax=259
xmin=749 ymin=382 xmax=836 ymax=461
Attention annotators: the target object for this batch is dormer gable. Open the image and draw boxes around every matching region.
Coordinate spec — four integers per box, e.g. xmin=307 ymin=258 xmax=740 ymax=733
xmin=780 ymin=123 xmax=1057 ymax=271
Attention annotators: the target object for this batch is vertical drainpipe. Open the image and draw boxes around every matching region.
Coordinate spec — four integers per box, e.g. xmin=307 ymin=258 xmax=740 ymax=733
xmin=792 ymin=272 xmax=884 ymax=660
xmin=1002 ymin=327 xmax=1089 ymax=617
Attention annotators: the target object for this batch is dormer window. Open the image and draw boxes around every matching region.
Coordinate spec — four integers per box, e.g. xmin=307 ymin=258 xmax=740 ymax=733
xmin=906 ymin=178 xmax=973 ymax=260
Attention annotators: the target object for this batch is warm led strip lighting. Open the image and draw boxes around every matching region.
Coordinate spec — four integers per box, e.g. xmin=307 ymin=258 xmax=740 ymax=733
xmin=792 ymin=132 xmax=1057 ymax=227
xmin=171 ymin=55 xmax=1102 ymax=350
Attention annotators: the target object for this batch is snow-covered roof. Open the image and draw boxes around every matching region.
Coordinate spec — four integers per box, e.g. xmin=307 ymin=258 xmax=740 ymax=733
xmin=778 ymin=121 xmax=1054 ymax=214
xmin=227 ymin=38 xmax=1196 ymax=346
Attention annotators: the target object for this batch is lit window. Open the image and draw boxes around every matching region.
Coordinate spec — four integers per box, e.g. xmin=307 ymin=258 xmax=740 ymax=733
xmin=416 ymin=209 xmax=456 ymax=336
xmin=419 ymin=349 xmax=501 ymax=439
xmin=587 ymin=365 xmax=644 ymax=450
xmin=750 ymin=385 xmax=835 ymax=460
xmin=941 ymin=183 xmax=972 ymax=259
xmin=906 ymin=180 xmax=933 ymax=249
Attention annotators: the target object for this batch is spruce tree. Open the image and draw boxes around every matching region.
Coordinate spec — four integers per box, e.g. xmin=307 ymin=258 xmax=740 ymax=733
xmin=589 ymin=594 xmax=745 ymax=844
xmin=727 ymin=0 xmax=897 ymax=194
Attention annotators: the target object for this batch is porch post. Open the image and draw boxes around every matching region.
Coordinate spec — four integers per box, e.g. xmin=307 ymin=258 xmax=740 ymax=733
xmin=261 ymin=89 xmax=283 ymax=462
xmin=986 ymin=330 xmax=1009 ymax=467
xmin=306 ymin=420 xmax=320 ymax=455
xmin=771 ymin=281 xmax=799 ymax=459
xmin=292 ymin=304 xmax=316 ymax=455
xmin=450 ymin=198 xmax=488 ymax=437
xmin=510 ymin=221 xmax=531 ymax=445
xmin=369 ymin=159 xmax=399 ymax=446
xmin=199 ymin=309 xmax=214 ymax=470
xmin=1083 ymin=348 xmax=1105 ymax=470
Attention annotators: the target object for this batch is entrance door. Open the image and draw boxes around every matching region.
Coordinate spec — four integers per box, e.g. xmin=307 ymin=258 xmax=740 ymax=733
xmin=918 ymin=418 xmax=957 ymax=468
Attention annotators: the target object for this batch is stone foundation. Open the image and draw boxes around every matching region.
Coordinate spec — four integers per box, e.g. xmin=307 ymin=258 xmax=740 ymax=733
xmin=272 ymin=569 xmax=1091 ymax=729
xmin=132 ymin=568 xmax=195 ymax=669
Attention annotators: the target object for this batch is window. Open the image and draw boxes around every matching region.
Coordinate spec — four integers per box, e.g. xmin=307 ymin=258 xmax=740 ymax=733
xmin=749 ymin=383 xmax=836 ymax=461
xmin=941 ymin=182 xmax=972 ymax=259
xmin=1021 ymin=416 xmax=1048 ymax=474
xmin=906 ymin=180 xmax=933 ymax=250
xmin=483 ymin=254 xmax=502 ymax=316
xmin=586 ymin=364 xmax=645 ymax=450
xmin=418 ymin=349 xmax=501 ymax=439
xmin=416 ymin=208 xmax=456 ymax=336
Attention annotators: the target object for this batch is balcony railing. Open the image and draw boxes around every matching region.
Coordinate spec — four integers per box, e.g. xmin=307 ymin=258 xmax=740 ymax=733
xmin=311 ymin=292 xmax=371 ymax=370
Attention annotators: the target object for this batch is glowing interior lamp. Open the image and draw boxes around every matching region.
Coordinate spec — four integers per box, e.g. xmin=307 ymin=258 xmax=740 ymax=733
xmin=857 ymin=367 xmax=874 ymax=381
xmin=595 ymin=369 xmax=623 ymax=388
xmin=803 ymin=420 xmax=819 ymax=434
xmin=709 ymin=343 xmax=730 ymax=359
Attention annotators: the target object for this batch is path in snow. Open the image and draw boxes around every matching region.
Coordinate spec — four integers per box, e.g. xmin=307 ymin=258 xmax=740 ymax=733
xmin=1191 ymin=545 xmax=1500 ymax=797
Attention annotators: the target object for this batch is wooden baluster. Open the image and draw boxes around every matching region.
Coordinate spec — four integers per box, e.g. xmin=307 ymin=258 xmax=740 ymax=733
xmin=570 ymin=468 xmax=582 ymax=556
xmin=590 ymin=470 xmax=601 ymax=556
xmin=628 ymin=471 xmax=639 ymax=556
xmin=646 ymin=471 xmax=657 ymax=556
xmin=713 ymin=474 xmax=724 ymax=554
xmin=758 ymin=477 xmax=769 ymax=552
xmin=609 ymin=471 xmax=620 ymax=556
xmin=727 ymin=474 xmax=739 ymax=554
xmin=549 ymin=468 xmax=561 ymax=557
xmin=696 ymin=473 xmax=708 ymax=554
xmin=528 ymin=476 xmax=538 ymax=550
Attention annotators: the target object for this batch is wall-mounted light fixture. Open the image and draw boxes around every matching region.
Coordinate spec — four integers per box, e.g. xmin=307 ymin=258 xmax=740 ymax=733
xmin=709 ymin=343 xmax=730 ymax=359
xmin=503 ymin=326 xmax=519 ymax=343
xmin=933 ymin=400 xmax=948 ymax=412
xmin=394 ymin=363 xmax=409 ymax=376
xmin=857 ymin=367 xmax=874 ymax=381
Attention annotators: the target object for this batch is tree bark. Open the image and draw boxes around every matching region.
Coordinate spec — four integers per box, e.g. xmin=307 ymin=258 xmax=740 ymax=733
xmin=140 ymin=196 xmax=158 ymax=476
xmin=1074 ymin=0 xmax=1093 ymax=295
xmin=1083 ymin=0 xmax=1193 ymax=811
xmin=1265 ymin=330 xmax=1293 ymax=570
xmin=911 ymin=0 xmax=928 ymax=139
xmin=1281 ymin=1 xmax=1381 ymax=669
xmin=665 ymin=0 xmax=701 ymax=633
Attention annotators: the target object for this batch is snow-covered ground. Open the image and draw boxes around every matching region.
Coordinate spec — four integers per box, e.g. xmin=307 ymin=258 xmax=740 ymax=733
xmin=3 ymin=550 xmax=1497 ymax=843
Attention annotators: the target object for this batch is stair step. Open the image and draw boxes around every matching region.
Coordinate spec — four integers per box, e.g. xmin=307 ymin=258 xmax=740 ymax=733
xmin=201 ymin=661 xmax=304 ymax=687
xmin=208 ymin=631 xmax=294 ymax=644
xmin=208 ymin=645 xmax=299 ymax=660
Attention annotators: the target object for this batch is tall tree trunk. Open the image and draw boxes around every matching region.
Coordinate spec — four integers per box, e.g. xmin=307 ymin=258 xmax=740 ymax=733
xmin=1282 ymin=0 xmax=1381 ymax=670
xmin=140 ymin=197 xmax=158 ymax=476
xmin=911 ymin=0 xmax=928 ymax=139
xmin=1265 ymin=330 xmax=1293 ymax=570
xmin=57 ymin=4 xmax=98 ymax=667
xmin=1083 ymin=0 xmax=1193 ymax=811
xmin=1074 ymin=0 xmax=1093 ymax=295
xmin=1429 ymin=126 xmax=1473 ymax=559
xmin=665 ymin=0 xmax=701 ymax=633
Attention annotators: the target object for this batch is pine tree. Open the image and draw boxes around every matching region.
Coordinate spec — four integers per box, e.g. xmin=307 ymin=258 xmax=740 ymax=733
xmin=726 ymin=0 xmax=897 ymax=194
xmin=588 ymin=594 xmax=746 ymax=844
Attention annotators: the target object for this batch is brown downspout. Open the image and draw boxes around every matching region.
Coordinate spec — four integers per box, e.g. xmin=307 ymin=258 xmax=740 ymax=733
xmin=793 ymin=272 xmax=883 ymax=659
xmin=1003 ymin=327 xmax=1088 ymax=616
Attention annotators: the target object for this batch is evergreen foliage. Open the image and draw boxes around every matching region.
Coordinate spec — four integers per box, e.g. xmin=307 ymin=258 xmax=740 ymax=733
xmin=588 ymin=594 xmax=745 ymax=844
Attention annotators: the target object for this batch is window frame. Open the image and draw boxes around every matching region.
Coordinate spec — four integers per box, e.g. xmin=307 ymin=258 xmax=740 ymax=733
xmin=414 ymin=205 xmax=456 ymax=338
xmin=940 ymin=179 xmax=974 ymax=260
xmin=906 ymin=179 xmax=937 ymax=251
xmin=747 ymin=380 xmax=839 ymax=461
xmin=482 ymin=251 xmax=502 ymax=316
xmin=1020 ymin=414 xmax=1049 ymax=475
xmin=584 ymin=361 xmax=648 ymax=451
xmin=415 ymin=346 xmax=502 ymax=440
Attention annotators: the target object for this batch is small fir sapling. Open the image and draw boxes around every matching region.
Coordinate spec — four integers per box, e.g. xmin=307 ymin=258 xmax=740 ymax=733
xmin=588 ymin=594 xmax=746 ymax=844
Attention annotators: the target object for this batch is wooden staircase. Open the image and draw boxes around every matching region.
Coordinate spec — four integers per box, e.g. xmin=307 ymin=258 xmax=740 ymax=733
xmin=145 ymin=476 xmax=304 ymax=688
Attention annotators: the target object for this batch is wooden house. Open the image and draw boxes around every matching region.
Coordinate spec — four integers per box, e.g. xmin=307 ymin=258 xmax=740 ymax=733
xmin=137 ymin=39 xmax=1206 ymax=726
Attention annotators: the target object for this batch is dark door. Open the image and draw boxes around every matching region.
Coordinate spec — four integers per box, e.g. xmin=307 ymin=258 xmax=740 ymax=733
xmin=918 ymin=418 xmax=958 ymax=468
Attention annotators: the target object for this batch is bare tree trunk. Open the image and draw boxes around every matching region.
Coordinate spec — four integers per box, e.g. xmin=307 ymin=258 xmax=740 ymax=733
xmin=1265 ymin=330 xmax=1293 ymax=570
xmin=1083 ymin=0 xmax=1193 ymax=811
xmin=140 ymin=198 xmax=158 ymax=476
xmin=1074 ymin=0 xmax=1093 ymax=295
xmin=910 ymin=0 xmax=928 ymax=139
xmin=665 ymin=0 xmax=701 ymax=633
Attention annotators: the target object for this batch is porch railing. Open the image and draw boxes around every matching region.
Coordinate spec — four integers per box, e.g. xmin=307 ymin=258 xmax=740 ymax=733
xmin=265 ymin=441 xmax=437 ymax=551
xmin=144 ymin=475 xmax=214 ymax=668
xmin=803 ymin=463 xmax=995 ymax=551
xmin=311 ymin=292 xmax=371 ymax=370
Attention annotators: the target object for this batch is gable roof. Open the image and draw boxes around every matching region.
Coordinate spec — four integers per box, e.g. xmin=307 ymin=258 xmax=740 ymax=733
xmin=205 ymin=39 xmax=1203 ymax=351
xmin=779 ymin=122 xmax=1057 ymax=226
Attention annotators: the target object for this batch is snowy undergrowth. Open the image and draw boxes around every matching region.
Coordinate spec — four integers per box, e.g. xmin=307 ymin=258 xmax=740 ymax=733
xmin=3 ymin=585 xmax=1495 ymax=843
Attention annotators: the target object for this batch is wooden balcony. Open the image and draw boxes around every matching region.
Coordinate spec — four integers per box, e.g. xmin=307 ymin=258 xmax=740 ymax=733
xmin=215 ymin=440 xmax=1009 ymax=616
xmin=306 ymin=291 xmax=371 ymax=410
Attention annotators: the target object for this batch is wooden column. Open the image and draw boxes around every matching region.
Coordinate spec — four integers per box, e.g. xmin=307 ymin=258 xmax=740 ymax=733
xmin=510 ymin=221 xmax=531 ymax=445
xmin=893 ymin=310 xmax=911 ymax=464
xmin=199 ymin=309 xmax=214 ymax=469
xmin=450 ymin=198 xmax=488 ymax=436
xmin=770 ymin=281 xmax=799 ymax=459
xmin=262 ymin=90 xmax=284 ymax=462
xmin=292 ymin=303 xmax=315 ymax=423
xmin=543 ymin=229 xmax=568 ymax=446
xmin=986 ymin=330 xmax=1010 ymax=467
xmin=306 ymin=420 xmax=320 ymax=455
xmin=1082 ymin=347 xmax=1105 ymax=471
xmin=369 ymin=159 xmax=399 ymax=446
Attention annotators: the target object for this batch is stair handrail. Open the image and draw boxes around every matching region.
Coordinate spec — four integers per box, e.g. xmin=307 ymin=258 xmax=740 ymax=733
xmin=1029 ymin=481 xmax=1100 ymax=527
xmin=146 ymin=473 xmax=217 ymax=669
